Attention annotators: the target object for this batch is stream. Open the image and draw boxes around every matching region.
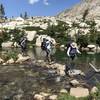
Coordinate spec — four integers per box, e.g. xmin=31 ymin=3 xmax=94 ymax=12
xmin=0 ymin=47 xmax=100 ymax=99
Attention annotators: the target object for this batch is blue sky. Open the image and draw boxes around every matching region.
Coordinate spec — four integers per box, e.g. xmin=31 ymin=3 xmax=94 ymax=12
xmin=0 ymin=0 xmax=81 ymax=17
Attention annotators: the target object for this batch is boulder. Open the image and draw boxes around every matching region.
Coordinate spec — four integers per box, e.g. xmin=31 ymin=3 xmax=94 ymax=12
xmin=40 ymin=23 xmax=48 ymax=30
xmin=68 ymin=69 xmax=85 ymax=76
xmin=49 ymin=95 xmax=57 ymax=100
xmin=6 ymin=58 xmax=15 ymax=64
xmin=2 ymin=41 xmax=13 ymax=48
xmin=40 ymin=92 xmax=50 ymax=97
xmin=2 ymin=62 xmax=7 ymax=65
xmin=91 ymin=86 xmax=98 ymax=94
xmin=16 ymin=54 xmax=30 ymax=63
xmin=57 ymin=70 xmax=65 ymax=76
xmin=34 ymin=94 xmax=45 ymax=100
xmin=70 ymin=87 xmax=89 ymax=98
xmin=35 ymin=35 xmax=56 ymax=47
xmin=60 ymin=45 xmax=65 ymax=48
xmin=70 ymin=79 xmax=80 ymax=86
xmin=60 ymin=89 xmax=68 ymax=93
xmin=26 ymin=31 xmax=37 ymax=41
xmin=87 ymin=44 xmax=96 ymax=51
xmin=0 ymin=58 xmax=4 ymax=63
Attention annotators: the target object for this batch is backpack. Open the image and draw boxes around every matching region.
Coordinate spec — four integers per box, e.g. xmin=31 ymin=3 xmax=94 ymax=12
xmin=41 ymin=40 xmax=47 ymax=50
xmin=18 ymin=37 xmax=27 ymax=47
xmin=65 ymin=42 xmax=71 ymax=53
xmin=69 ymin=46 xmax=77 ymax=56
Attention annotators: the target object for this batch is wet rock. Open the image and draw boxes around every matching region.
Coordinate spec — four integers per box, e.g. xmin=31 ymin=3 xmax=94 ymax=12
xmin=70 ymin=87 xmax=89 ymax=98
xmin=57 ymin=70 xmax=65 ymax=76
xmin=37 ymin=60 xmax=44 ymax=63
xmin=34 ymin=94 xmax=45 ymax=100
xmin=68 ymin=69 xmax=85 ymax=76
xmin=2 ymin=62 xmax=7 ymax=65
xmin=0 ymin=58 xmax=4 ymax=63
xmin=87 ymin=44 xmax=96 ymax=51
xmin=6 ymin=58 xmax=14 ymax=64
xmin=13 ymin=94 xmax=23 ymax=100
xmin=3 ymin=96 xmax=11 ymax=100
xmin=40 ymin=92 xmax=50 ymax=97
xmin=91 ymin=86 xmax=98 ymax=94
xmin=60 ymin=89 xmax=68 ymax=93
xmin=16 ymin=54 xmax=30 ymax=63
xmin=55 ymin=76 xmax=61 ymax=82
xmin=70 ymin=79 xmax=80 ymax=86
xmin=49 ymin=95 xmax=57 ymax=100
xmin=48 ymin=70 xmax=56 ymax=74
xmin=60 ymin=45 xmax=65 ymax=48
xmin=51 ymin=63 xmax=65 ymax=76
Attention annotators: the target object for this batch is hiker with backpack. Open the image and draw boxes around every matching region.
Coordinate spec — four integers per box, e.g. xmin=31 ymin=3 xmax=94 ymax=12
xmin=41 ymin=38 xmax=53 ymax=63
xmin=65 ymin=42 xmax=81 ymax=74
xmin=19 ymin=35 xmax=27 ymax=55
xmin=67 ymin=42 xmax=81 ymax=60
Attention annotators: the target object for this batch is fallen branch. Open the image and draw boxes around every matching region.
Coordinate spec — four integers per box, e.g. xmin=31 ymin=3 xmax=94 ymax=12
xmin=89 ymin=63 xmax=100 ymax=73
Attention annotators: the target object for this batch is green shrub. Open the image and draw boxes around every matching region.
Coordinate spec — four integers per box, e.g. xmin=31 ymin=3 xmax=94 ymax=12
xmin=90 ymin=83 xmax=100 ymax=100
xmin=76 ymin=34 xmax=89 ymax=48
xmin=2 ymin=50 xmax=18 ymax=61
xmin=58 ymin=93 xmax=76 ymax=100
xmin=9 ymin=28 xmax=25 ymax=43
xmin=96 ymin=33 xmax=100 ymax=46
xmin=23 ymin=26 xmax=43 ymax=31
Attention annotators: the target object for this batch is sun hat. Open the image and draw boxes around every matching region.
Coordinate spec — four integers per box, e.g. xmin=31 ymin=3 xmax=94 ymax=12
xmin=70 ymin=42 xmax=77 ymax=48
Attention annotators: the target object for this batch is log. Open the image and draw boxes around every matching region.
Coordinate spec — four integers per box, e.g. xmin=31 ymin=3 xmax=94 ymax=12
xmin=89 ymin=63 xmax=100 ymax=72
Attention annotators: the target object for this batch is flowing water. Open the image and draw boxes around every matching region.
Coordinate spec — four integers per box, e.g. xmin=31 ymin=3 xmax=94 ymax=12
xmin=0 ymin=47 xmax=100 ymax=99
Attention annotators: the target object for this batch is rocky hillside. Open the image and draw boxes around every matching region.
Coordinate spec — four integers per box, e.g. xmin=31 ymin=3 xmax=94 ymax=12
xmin=57 ymin=0 xmax=100 ymax=21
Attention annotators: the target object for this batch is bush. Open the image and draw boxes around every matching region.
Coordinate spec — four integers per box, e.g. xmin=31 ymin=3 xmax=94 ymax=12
xmin=58 ymin=93 xmax=76 ymax=100
xmin=1 ymin=50 xmax=18 ymax=61
xmin=9 ymin=28 xmax=25 ymax=43
xmin=76 ymin=35 xmax=89 ymax=48
xmin=90 ymin=83 xmax=100 ymax=100
xmin=23 ymin=26 xmax=43 ymax=31
xmin=96 ymin=33 xmax=100 ymax=46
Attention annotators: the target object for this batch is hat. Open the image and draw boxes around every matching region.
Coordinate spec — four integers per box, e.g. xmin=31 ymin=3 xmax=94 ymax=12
xmin=70 ymin=42 xmax=77 ymax=48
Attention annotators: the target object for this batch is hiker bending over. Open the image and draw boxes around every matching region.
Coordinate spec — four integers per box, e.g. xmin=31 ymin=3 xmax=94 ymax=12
xmin=19 ymin=35 xmax=27 ymax=55
xmin=41 ymin=38 xmax=53 ymax=63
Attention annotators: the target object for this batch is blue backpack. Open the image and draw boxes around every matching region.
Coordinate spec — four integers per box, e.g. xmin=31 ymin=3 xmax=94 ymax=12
xmin=69 ymin=46 xmax=77 ymax=56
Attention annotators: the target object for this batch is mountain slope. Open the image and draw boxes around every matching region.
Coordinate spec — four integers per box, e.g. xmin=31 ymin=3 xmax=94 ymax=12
xmin=57 ymin=0 xmax=100 ymax=21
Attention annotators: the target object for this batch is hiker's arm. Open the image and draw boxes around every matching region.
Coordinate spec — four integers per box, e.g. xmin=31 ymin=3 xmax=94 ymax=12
xmin=76 ymin=48 xmax=81 ymax=54
xmin=67 ymin=47 xmax=71 ymax=56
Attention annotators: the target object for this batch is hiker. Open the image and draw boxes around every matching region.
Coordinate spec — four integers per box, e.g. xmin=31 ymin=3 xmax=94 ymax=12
xmin=19 ymin=35 xmax=27 ymax=55
xmin=65 ymin=42 xmax=81 ymax=74
xmin=67 ymin=42 xmax=81 ymax=60
xmin=41 ymin=38 xmax=53 ymax=63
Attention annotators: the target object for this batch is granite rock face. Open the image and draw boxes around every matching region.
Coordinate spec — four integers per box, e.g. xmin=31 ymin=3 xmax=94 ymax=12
xmin=57 ymin=0 xmax=100 ymax=21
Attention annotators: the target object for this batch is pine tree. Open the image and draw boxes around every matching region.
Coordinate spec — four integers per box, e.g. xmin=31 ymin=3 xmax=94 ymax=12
xmin=0 ymin=4 xmax=5 ymax=18
xmin=24 ymin=12 xmax=28 ymax=19
xmin=20 ymin=13 xmax=23 ymax=18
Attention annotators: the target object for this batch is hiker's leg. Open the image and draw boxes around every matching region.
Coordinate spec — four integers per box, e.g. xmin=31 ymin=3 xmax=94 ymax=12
xmin=46 ymin=50 xmax=49 ymax=62
xmin=46 ymin=49 xmax=52 ymax=63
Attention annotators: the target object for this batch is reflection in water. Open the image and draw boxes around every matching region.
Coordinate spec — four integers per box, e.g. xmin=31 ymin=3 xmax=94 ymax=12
xmin=34 ymin=47 xmax=56 ymax=61
xmin=1 ymin=47 xmax=100 ymax=70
